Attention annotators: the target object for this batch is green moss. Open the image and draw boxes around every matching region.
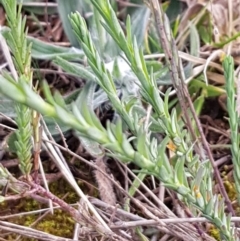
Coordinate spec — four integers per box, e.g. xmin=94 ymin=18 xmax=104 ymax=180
xmin=208 ymin=225 xmax=221 ymax=241
xmin=49 ymin=178 xmax=79 ymax=203
xmin=0 ymin=178 xmax=83 ymax=240
xmin=35 ymin=210 xmax=74 ymax=237
xmin=224 ymin=180 xmax=237 ymax=201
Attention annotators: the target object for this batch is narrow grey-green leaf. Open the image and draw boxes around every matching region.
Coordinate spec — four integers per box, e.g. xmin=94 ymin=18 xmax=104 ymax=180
xmin=0 ymin=94 xmax=16 ymax=117
xmin=29 ymin=36 xmax=84 ymax=60
xmin=131 ymin=6 xmax=150 ymax=46
xmin=190 ymin=23 xmax=200 ymax=57
xmin=74 ymin=82 xmax=103 ymax=156
xmin=54 ymin=56 xmax=96 ymax=81
xmin=57 ymin=0 xmax=83 ymax=47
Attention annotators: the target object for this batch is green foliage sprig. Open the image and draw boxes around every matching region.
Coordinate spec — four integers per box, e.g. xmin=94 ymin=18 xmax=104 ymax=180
xmin=1 ymin=0 xmax=33 ymax=177
xmin=69 ymin=11 xmax=137 ymax=132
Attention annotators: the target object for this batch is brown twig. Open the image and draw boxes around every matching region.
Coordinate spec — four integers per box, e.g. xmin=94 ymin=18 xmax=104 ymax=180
xmin=30 ymin=182 xmax=83 ymax=223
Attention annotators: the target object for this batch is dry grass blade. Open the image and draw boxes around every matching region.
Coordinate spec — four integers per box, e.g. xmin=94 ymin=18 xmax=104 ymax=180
xmin=0 ymin=221 xmax=74 ymax=241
